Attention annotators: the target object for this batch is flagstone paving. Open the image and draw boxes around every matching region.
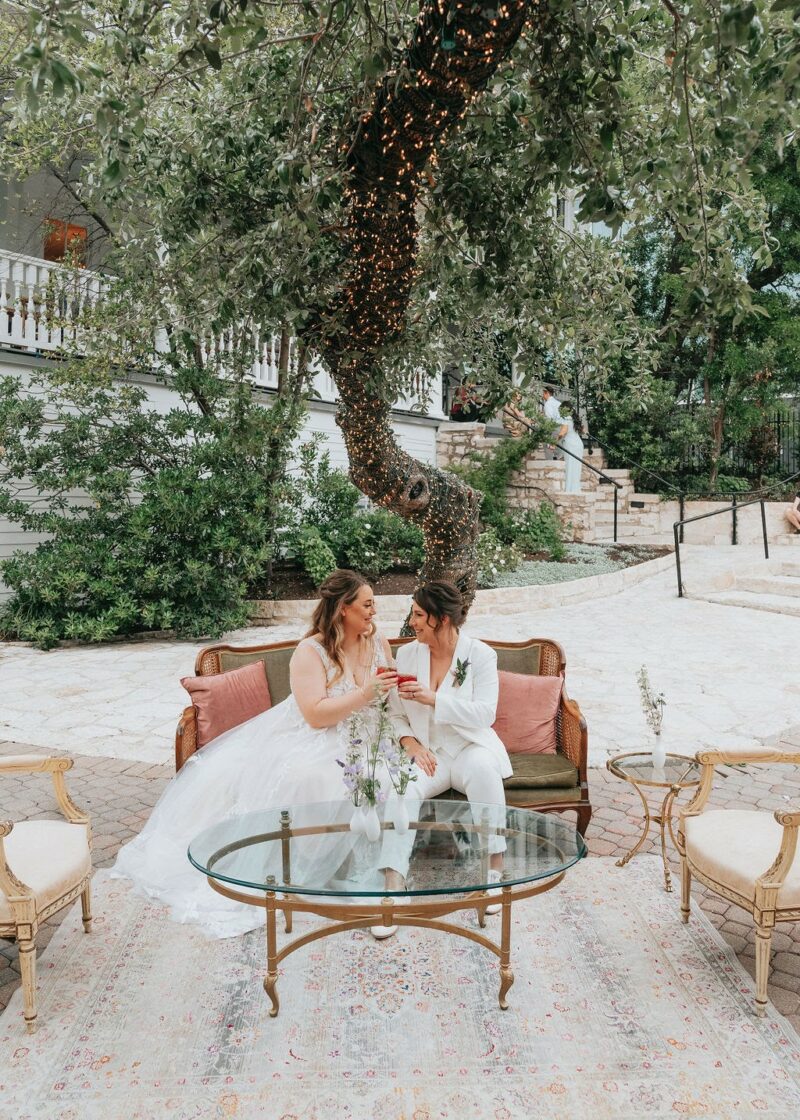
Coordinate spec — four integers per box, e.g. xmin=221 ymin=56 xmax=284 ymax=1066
xmin=2 ymin=544 xmax=797 ymax=767
xmin=3 ymin=730 xmax=800 ymax=1029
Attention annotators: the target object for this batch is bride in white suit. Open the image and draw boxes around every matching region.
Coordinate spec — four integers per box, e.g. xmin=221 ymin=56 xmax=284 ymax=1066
xmin=375 ymin=581 xmax=511 ymax=937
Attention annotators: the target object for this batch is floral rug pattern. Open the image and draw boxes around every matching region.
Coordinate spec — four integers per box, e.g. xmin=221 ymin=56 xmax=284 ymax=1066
xmin=2 ymin=857 xmax=800 ymax=1119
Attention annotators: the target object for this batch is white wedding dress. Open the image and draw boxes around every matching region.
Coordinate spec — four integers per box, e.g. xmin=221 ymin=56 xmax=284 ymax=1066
xmin=112 ymin=635 xmax=391 ymax=938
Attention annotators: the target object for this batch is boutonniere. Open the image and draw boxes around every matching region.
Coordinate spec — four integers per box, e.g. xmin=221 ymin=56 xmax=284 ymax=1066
xmin=452 ymin=658 xmax=471 ymax=688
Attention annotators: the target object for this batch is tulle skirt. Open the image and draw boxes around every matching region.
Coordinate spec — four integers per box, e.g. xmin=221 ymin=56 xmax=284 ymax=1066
xmin=112 ymin=696 xmax=361 ymax=938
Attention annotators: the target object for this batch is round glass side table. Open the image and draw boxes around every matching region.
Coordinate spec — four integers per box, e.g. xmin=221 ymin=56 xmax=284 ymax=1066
xmin=606 ymin=752 xmax=701 ymax=892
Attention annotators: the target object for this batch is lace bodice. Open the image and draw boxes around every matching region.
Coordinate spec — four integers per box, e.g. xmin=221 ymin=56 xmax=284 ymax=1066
xmin=299 ymin=632 xmax=388 ymax=697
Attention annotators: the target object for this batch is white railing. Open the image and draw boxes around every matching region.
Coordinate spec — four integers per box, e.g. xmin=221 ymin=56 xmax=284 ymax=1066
xmin=0 ymin=249 xmax=103 ymax=354
xmin=0 ymin=246 xmax=444 ymax=415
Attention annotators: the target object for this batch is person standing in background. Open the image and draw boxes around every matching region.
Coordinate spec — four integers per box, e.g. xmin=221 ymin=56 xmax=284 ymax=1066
xmin=542 ymin=385 xmax=562 ymax=459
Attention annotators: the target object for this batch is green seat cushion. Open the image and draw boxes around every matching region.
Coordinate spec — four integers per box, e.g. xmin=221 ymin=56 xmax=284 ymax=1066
xmin=504 ymin=751 xmax=578 ymax=789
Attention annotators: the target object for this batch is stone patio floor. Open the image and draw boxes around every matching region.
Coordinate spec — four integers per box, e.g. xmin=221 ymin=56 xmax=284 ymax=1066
xmin=3 ymin=726 xmax=800 ymax=1031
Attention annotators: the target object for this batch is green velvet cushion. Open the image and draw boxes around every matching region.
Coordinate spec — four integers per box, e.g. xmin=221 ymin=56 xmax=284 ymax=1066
xmin=436 ymin=752 xmax=579 ymax=797
xmin=219 ymin=649 xmax=294 ymax=704
xmin=504 ymin=752 xmax=578 ymax=789
xmin=495 ymin=645 xmax=541 ymax=676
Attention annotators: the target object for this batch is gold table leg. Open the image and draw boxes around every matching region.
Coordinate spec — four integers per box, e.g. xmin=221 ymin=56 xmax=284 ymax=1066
xmin=264 ymin=883 xmax=280 ymax=1018
xmin=615 ymin=781 xmax=683 ymax=892
xmin=615 ymin=780 xmax=651 ymax=868
xmin=498 ymin=887 xmax=514 ymax=1010
xmin=654 ymin=786 xmax=680 ymax=892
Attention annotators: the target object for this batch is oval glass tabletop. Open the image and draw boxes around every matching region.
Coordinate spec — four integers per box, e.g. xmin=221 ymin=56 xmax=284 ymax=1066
xmin=607 ymin=752 xmax=701 ymax=787
xmin=188 ymin=798 xmax=586 ymax=898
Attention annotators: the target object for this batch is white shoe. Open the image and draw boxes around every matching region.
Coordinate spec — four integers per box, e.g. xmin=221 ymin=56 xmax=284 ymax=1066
xmin=370 ymin=924 xmax=398 ymax=940
xmin=484 ymin=870 xmax=503 ymax=916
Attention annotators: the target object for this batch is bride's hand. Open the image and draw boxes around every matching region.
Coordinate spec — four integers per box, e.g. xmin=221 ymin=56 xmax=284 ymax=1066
xmin=364 ymin=667 xmax=399 ymax=699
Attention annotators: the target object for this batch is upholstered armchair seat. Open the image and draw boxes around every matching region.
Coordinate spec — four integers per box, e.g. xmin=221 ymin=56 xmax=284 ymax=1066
xmin=0 ymin=754 xmax=93 ymax=1033
xmin=678 ymin=745 xmax=800 ymax=1016
xmin=0 ymin=821 xmax=92 ymax=924
xmin=684 ymin=810 xmax=800 ymax=908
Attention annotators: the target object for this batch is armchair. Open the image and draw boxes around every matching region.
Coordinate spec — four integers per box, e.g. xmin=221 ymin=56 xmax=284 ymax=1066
xmin=677 ymin=745 xmax=800 ymax=1017
xmin=0 ymin=755 xmax=93 ymax=1033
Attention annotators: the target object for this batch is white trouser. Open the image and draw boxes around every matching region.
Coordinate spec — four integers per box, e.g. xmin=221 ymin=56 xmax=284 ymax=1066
xmin=379 ymin=743 xmax=507 ymax=876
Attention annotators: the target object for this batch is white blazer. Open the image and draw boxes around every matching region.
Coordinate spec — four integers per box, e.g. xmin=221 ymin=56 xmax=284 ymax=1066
xmin=389 ymin=633 xmax=512 ymax=780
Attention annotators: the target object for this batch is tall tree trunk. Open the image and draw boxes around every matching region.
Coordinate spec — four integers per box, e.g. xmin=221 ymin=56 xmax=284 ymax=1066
xmin=319 ymin=0 xmax=528 ymax=611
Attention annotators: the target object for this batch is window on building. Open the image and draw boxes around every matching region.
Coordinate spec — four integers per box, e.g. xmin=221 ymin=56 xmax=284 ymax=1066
xmin=42 ymin=219 xmax=88 ymax=265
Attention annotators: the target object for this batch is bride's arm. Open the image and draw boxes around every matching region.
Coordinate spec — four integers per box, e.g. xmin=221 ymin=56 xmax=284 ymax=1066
xmin=290 ymin=644 xmax=389 ymax=729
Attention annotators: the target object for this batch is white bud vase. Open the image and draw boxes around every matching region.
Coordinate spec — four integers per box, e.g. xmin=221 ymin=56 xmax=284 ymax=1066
xmin=391 ymin=793 xmax=410 ymax=836
xmin=651 ymin=732 xmax=666 ymax=770
xmin=350 ymin=804 xmax=367 ymax=833
xmin=364 ymin=804 xmax=381 ymax=843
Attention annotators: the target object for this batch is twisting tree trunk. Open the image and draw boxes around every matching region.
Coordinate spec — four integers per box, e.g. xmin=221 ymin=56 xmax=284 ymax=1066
xmin=319 ymin=0 xmax=529 ymax=612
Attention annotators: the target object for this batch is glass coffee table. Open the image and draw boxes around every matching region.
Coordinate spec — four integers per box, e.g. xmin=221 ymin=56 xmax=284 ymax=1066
xmin=189 ymin=799 xmax=585 ymax=1017
xmin=606 ymin=752 xmax=702 ymax=892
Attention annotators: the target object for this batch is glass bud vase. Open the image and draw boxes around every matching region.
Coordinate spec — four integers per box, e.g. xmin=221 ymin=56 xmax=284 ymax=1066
xmin=391 ymin=793 xmax=410 ymax=836
xmin=350 ymin=804 xmax=367 ymax=834
xmin=364 ymin=804 xmax=381 ymax=843
xmin=651 ymin=731 xmax=666 ymax=770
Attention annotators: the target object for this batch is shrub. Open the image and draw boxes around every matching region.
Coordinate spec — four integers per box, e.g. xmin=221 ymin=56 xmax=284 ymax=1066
xmin=476 ymin=529 xmax=523 ymax=588
xmin=287 ymin=443 xmax=424 ymax=582
xmin=0 ymin=367 xmax=303 ymax=648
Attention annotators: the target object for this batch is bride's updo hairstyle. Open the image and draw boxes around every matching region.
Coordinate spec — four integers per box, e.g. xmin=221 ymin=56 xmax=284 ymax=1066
xmin=307 ymin=568 xmax=373 ymax=681
xmin=412 ymin=580 xmax=466 ymax=633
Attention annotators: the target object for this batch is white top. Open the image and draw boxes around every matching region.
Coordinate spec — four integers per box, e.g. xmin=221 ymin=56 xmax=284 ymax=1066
xmin=543 ymin=395 xmax=562 ymax=421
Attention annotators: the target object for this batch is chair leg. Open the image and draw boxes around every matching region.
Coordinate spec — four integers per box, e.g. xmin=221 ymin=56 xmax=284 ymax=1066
xmin=18 ymin=937 xmax=37 ymax=1034
xmin=81 ymin=883 xmax=92 ymax=933
xmin=680 ymin=858 xmax=691 ymax=924
xmin=755 ymin=925 xmax=773 ymax=1017
xmin=576 ymin=804 xmax=592 ymax=838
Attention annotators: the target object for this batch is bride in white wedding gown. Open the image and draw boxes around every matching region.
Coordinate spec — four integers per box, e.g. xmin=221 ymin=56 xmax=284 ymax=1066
xmin=112 ymin=570 xmax=399 ymax=938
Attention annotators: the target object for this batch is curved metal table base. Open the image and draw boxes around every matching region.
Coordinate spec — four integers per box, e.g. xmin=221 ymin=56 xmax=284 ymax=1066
xmin=614 ymin=783 xmax=683 ymax=892
xmin=208 ymin=871 xmax=566 ymax=1017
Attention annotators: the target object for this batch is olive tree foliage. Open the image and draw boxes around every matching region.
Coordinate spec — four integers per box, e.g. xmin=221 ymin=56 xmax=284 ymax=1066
xmin=3 ymin=0 xmax=799 ymax=605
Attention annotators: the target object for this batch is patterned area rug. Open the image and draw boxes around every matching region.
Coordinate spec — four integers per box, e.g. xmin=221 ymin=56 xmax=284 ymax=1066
xmin=2 ymin=857 xmax=800 ymax=1119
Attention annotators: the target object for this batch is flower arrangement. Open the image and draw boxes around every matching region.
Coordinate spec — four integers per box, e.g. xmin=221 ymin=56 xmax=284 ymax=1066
xmin=637 ymin=665 xmax=666 ymax=737
xmin=338 ymin=689 xmax=416 ymax=838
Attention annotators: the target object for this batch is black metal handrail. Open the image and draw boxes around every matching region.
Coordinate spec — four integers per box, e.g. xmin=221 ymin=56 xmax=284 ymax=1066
xmin=673 ymin=495 xmax=770 ymax=598
xmin=502 ymin=407 xmax=623 ymax=542
xmin=584 ymin=430 xmax=683 ymax=497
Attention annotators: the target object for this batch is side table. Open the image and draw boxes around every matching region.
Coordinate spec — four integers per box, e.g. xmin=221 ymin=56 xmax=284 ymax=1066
xmin=606 ymin=752 xmax=701 ymax=892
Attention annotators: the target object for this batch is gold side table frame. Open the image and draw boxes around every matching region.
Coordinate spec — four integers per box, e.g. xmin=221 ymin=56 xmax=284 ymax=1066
xmin=606 ymin=752 xmax=701 ymax=893
xmin=200 ymin=814 xmax=580 ymax=1018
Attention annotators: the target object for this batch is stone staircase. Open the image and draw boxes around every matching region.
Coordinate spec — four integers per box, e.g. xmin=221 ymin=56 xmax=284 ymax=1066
xmin=695 ymin=553 xmax=800 ymax=617
xmin=436 ymin=422 xmax=668 ymax=543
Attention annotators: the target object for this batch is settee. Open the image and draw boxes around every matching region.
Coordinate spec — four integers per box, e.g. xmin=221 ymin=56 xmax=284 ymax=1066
xmin=175 ymin=636 xmax=591 ymax=836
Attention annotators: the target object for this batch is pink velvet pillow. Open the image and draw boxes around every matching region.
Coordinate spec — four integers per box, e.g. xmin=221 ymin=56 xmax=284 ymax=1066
xmin=492 ymin=671 xmax=562 ymax=755
xmin=181 ymin=661 xmax=272 ymax=747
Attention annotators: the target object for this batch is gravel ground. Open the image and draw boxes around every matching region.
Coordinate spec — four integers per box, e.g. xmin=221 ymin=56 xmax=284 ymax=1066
xmin=490 ymin=542 xmax=664 ymax=587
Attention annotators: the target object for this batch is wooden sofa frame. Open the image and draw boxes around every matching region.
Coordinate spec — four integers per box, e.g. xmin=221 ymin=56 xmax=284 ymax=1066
xmin=175 ymin=636 xmax=591 ymax=836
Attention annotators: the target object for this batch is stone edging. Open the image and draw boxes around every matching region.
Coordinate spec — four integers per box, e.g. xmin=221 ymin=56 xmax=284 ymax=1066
xmin=247 ymin=550 xmax=676 ymax=624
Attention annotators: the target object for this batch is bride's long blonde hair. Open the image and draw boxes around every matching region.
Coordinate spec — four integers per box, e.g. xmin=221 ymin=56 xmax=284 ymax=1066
xmin=306 ymin=569 xmax=374 ymax=683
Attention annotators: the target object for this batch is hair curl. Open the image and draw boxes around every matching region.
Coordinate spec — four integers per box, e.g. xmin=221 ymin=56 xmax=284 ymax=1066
xmin=306 ymin=569 xmax=373 ymax=683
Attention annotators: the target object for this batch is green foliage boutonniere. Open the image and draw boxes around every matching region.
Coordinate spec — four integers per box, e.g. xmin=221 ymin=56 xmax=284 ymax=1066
xmin=452 ymin=658 xmax=471 ymax=688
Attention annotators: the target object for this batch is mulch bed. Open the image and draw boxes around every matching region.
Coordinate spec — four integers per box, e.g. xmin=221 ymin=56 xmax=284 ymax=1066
xmin=251 ymin=544 xmax=670 ymax=601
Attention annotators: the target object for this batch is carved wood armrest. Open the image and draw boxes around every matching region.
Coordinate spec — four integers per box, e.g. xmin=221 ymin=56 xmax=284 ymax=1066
xmin=696 ymin=746 xmax=800 ymax=766
xmin=756 ymin=813 xmax=800 ymax=901
xmin=0 ymin=755 xmax=88 ymax=826
xmin=0 ymin=822 xmax=34 ymax=902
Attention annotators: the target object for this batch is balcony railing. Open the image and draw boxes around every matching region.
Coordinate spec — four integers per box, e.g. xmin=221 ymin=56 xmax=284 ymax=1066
xmin=0 ymin=246 xmax=444 ymax=416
